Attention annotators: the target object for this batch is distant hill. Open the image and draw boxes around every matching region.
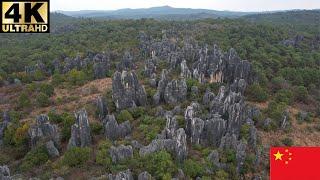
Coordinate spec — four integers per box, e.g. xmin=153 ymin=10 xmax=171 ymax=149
xmin=56 ymin=6 xmax=257 ymax=19
xmin=243 ymin=10 xmax=320 ymax=33
xmin=244 ymin=10 xmax=320 ymax=24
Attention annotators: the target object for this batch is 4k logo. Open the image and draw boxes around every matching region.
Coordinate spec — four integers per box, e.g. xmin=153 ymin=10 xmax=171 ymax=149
xmin=0 ymin=0 xmax=49 ymax=33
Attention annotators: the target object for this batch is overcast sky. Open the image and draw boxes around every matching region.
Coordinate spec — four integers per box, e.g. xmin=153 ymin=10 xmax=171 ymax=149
xmin=51 ymin=0 xmax=320 ymax=12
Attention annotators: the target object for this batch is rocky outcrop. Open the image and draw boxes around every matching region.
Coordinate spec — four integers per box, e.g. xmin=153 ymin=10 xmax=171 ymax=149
xmin=117 ymin=52 xmax=134 ymax=71
xmin=93 ymin=53 xmax=110 ymax=79
xmin=153 ymin=69 xmax=169 ymax=105
xmin=0 ymin=165 xmax=11 ymax=180
xmin=112 ymin=71 xmax=147 ymax=110
xmin=0 ymin=111 xmax=10 ymax=145
xmin=46 ymin=140 xmax=60 ymax=157
xmin=202 ymin=114 xmax=227 ymax=147
xmin=164 ymin=79 xmax=187 ymax=105
xmin=175 ymin=128 xmax=188 ymax=162
xmin=164 ymin=112 xmax=178 ymax=139
xmin=190 ymin=118 xmax=204 ymax=145
xmin=144 ymin=58 xmax=157 ymax=78
xmin=203 ymin=89 xmax=215 ymax=106
xmin=68 ymin=109 xmax=91 ymax=149
xmin=96 ymin=96 xmax=108 ymax=121
xmin=109 ymin=145 xmax=133 ymax=163
xmin=28 ymin=115 xmax=60 ymax=156
xmin=108 ymin=169 xmax=134 ymax=180
xmin=281 ymin=110 xmax=290 ymax=129
xmin=104 ymin=115 xmax=131 ymax=141
xmin=180 ymin=60 xmax=191 ymax=78
xmin=207 ymin=150 xmax=225 ymax=169
xmin=139 ymin=128 xmax=187 ymax=162
xmin=281 ymin=35 xmax=304 ymax=47
xmin=138 ymin=171 xmax=152 ymax=180
xmin=185 ymin=102 xmax=201 ymax=137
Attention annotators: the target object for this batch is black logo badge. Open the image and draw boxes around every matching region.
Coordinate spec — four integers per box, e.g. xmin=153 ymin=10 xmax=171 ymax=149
xmin=0 ymin=0 xmax=49 ymax=33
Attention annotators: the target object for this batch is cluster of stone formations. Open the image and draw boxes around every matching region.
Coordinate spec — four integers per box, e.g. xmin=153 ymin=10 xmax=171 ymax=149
xmin=0 ymin=30 xmax=275 ymax=179
xmin=24 ymin=52 xmax=111 ymax=80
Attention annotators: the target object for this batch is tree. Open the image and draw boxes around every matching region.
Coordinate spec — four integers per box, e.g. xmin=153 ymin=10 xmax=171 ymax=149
xmin=245 ymin=83 xmax=268 ymax=102
xmin=63 ymin=147 xmax=91 ymax=167
xmin=17 ymin=92 xmax=31 ymax=109
xmin=36 ymin=92 xmax=50 ymax=107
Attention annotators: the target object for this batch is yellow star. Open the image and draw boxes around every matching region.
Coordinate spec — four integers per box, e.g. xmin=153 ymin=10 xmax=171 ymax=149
xmin=274 ymin=151 xmax=284 ymax=160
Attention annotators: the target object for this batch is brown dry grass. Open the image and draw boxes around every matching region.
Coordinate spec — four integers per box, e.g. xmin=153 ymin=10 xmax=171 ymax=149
xmin=259 ymin=105 xmax=320 ymax=146
xmin=0 ymin=78 xmax=112 ymax=123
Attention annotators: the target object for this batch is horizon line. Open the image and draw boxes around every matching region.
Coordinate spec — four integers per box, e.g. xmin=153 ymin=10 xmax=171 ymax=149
xmin=51 ymin=5 xmax=320 ymax=13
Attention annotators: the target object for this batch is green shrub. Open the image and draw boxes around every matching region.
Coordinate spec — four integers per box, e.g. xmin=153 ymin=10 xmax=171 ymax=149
xmin=63 ymin=147 xmax=91 ymax=167
xmin=90 ymin=122 xmax=103 ymax=135
xmin=48 ymin=110 xmax=63 ymax=124
xmin=36 ymin=92 xmax=50 ymax=107
xmin=266 ymin=101 xmax=288 ymax=126
xmin=271 ymin=76 xmax=287 ymax=91
xmin=129 ymin=107 xmax=146 ymax=119
xmin=245 ymin=83 xmax=268 ymax=102
xmin=293 ymin=86 xmax=308 ymax=103
xmin=33 ymin=70 xmax=45 ymax=81
xmin=17 ymin=92 xmax=31 ymax=109
xmin=186 ymin=78 xmax=200 ymax=91
xmin=96 ymin=140 xmax=112 ymax=168
xmin=52 ymin=73 xmax=64 ymax=86
xmin=117 ymin=110 xmax=133 ymax=123
xmin=220 ymin=149 xmax=236 ymax=164
xmin=274 ymin=89 xmax=293 ymax=105
xmin=176 ymin=115 xmax=185 ymax=128
xmin=20 ymin=146 xmax=49 ymax=171
xmin=240 ymin=124 xmax=250 ymax=140
xmin=61 ymin=113 xmax=75 ymax=141
xmin=215 ymin=170 xmax=229 ymax=180
xmin=3 ymin=124 xmax=16 ymax=146
xmin=138 ymin=116 xmax=166 ymax=143
xmin=241 ymin=153 xmax=256 ymax=174
xmin=66 ymin=69 xmax=87 ymax=86
xmin=144 ymin=151 xmax=176 ymax=179
xmin=183 ymin=159 xmax=205 ymax=178
xmin=39 ymin=83 xmax=54 ymax=97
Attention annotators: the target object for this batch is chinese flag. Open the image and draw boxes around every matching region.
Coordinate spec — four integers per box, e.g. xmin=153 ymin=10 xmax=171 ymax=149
xmin=270 ymin=147 xmax=320 ymax=180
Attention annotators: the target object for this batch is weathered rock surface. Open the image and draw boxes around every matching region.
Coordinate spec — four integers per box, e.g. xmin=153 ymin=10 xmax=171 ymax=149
xmin=144 ymin=58 xmax=157 ymax=78
xmin=190 ymin=118 xmax=204 ymax=145
xmin=117 ymin=52 xmax=134 ymax=71
xmin=185 ymin=102 xmax=202 ymax=136
xmin=0 ymin=111 xmax=11 ymax=145
xmin=109 ymin=145 xmax=133 ymax=163
xmin=108 ymin=169 xmax=134 ymax=180
xmin=140 ymin=128 xmax=187 ymax=162
xmin=46 ymin=140 xmax=60 ymax=157
xmin=164 ymin=112 xmax=178 ymax=139
xmin=68 ymin=109 xmax=91 ymax=149
xmin=112 ymin=71 xmax=147 ymax=110
xmin=153 ymin=69 xmax=169 ymax=105
xmin=104 ymin=115 xmax=131 ymax=141
xmin=93 ymin=53 xmax=110 ymax=79
xmin=138 ymin=171 xmax=152 ymax=180
xmin=164 ymin=79 xmax=187 ymax=104
xmin=180 ymin=60 xmax=191 ymax=78
xmin=0 ymin=165 xmax=11 ymax=180
xmin=28 ymin=115 xmax=60 ymax=155
xmin=202 ymin=114 xmax=227 ymax=147
xmin=96 ymin=96 xmax=108 ymax=121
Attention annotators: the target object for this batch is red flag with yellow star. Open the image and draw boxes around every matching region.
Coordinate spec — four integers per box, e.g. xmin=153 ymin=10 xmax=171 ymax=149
xmin=270 ymin=147 xmax=320 ymax=179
